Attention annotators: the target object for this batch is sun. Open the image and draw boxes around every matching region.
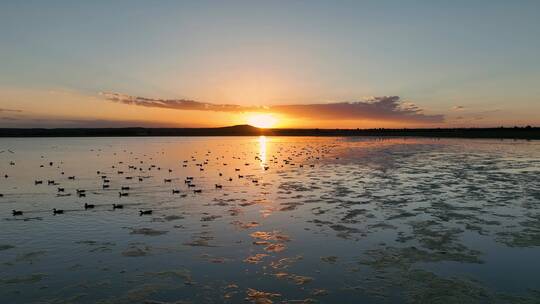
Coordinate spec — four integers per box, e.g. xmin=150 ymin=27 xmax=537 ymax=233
xmin=246 ymin=113 xmax=278 ymax=128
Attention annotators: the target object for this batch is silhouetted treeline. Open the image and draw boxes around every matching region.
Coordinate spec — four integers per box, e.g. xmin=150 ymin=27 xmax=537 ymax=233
xmin=0 ymin=125 xmax=538 ymax=139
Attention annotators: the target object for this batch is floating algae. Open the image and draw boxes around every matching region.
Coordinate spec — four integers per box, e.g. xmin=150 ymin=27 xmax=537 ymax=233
xmin=231 ymin=220 xmax=259 ymax=229
xmin=264 ymin=243 xmax=287 ymax=253
xmin=245 ymin=288 xmax=281 ymax=304
xmin=320 ymin=256 xmax=338 ymax=264
xmin=0 ymin=244 xmax=15 ymax=251
xmin=271 ymin=272 xmax=313 ymax=285
xmin=244 ymin=254 xmax=269 ymax=264
xmin=250 ymin=231 xmax=291 ymax=242
xmin=1 ymin=273 xmax=46 ymax=284
xmin=122 ymin=244 xmax=153 ymax=257
xmin=15 ymin=250 xmax=47 ymax=263
xmin=75 ymin=240 xmax=116 ymax=252
xmin=130 ymin=228 xmax=169 ymax=236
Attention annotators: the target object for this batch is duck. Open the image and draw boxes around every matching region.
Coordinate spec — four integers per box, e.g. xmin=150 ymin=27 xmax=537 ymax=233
xmin=193 ymin=189 xmax=202 ymax=194
xmin=121 ymin=186 xmax=130 ymax=191
xmin=172 ymin=189 xmax=181 ymax=194
xmin=12 ymin=210 xmax=23 ymax=216
xmin=139 ymin=210 xmax=152 ymax=215
xmin=84 ymin=203 xmax=95 ymax=209
xmin=113 ymin=203 xmax=123 ymax=209
xmin=53 ymin=208 xmax=64 ymax=215
xmin=215 ymin=184 xmax=223 ymax=189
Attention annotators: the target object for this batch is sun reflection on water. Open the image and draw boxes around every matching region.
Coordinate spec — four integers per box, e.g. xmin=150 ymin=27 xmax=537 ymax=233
xmin=258 ymin=135 xmax=267 ymax=168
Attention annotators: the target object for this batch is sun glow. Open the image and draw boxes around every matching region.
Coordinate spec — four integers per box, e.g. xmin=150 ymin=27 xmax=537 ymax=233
xmin=246 ymin=114 xmax=278 ymax=128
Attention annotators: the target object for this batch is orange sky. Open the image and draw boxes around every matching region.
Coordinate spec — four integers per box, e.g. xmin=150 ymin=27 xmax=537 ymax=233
xmin=1 ymin=87 xmax=538 ymax=128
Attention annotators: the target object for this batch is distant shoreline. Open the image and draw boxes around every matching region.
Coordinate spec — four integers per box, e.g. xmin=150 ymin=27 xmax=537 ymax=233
xmin=0 ymin=125 xmax=538 ymax=139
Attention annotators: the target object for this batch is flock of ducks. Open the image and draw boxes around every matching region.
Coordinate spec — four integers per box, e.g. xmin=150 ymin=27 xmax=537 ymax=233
xmin=4 ymin=141 xmax=336 ymax=218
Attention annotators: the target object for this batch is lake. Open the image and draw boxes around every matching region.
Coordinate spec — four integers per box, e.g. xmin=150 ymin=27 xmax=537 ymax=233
xmin=1 ymin=136 xmax=539 ymax=303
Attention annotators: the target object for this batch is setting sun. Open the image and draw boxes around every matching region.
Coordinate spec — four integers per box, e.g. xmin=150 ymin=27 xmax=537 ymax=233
xmin=246 ymin=113 xmax=278 ymax=128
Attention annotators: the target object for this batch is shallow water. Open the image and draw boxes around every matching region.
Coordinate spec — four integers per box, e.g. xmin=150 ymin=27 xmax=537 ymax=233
xmin=1 ymin=136 xmax=539 ymax=303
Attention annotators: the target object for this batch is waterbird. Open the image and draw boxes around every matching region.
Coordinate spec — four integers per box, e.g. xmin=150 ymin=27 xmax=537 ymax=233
xmin=121 ymin=186 xmax=130 ymax=191
xmin=12 ymin=210 xmax=23 ymax=216
xmin=215 ymin=184 xmax=223 ymax=189
xmin=113 ymin=204 xmax=123 ymax=209
xmin=57 ymin=187 xmax=65 ymax=192
xmin=84 ymin=203 xmax=95 ymax=209
xmin=35 ymin=180 xmax=43 ymax=185
xmin=119 ymin=192 xmax=129 ymax=197
xmin=172 ymin=189 xmax=181 ymax=194
xmin=193 ymin=189 xmax=202 ymax=193
xmin=139 ymin=210 xmax=152 ymax=215
xmin=53 ymin=208 xmax=64 ymax=215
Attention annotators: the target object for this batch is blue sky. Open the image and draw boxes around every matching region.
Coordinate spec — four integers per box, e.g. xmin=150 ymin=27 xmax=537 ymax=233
xmin=1 ymin=0 xmax=539 ymax=127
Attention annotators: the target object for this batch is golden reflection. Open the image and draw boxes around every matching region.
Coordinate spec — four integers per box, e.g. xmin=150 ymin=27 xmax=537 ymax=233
xmin=258 ymin=135 xmax=267 ymax=168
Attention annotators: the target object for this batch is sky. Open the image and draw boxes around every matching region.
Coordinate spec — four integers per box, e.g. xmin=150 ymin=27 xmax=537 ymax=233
xmin=1 ymin=0 xmax=539 ymax=128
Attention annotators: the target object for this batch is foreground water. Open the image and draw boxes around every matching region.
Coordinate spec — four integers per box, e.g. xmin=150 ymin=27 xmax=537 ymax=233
xmin=0 ymin=136 xmax=539 ymax=303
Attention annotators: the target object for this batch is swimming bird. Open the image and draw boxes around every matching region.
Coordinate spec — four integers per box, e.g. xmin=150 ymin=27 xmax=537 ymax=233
xmin=12 ymin=210 xmax=23 ymax=216
xmin=215 ymin=184 xmax=223 ymax=189
xmin=139 ymin=210 xmax=152 ymax=215
xmin=193 ymin=189 xmax=202 ymax=193
xmin=84 ymin=203 xmax=95 ymax=209
xmin=113 ymin=204 xmax=123 ymax=209
xmin=119 ymin=192 xmax=129 ymax=197
xmin=53 ymin=208 xmax=64 ymax=215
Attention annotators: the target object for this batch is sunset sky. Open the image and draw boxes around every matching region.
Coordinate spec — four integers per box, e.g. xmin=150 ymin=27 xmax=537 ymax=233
xmin=1 ymin=1 xmax=539 ymax=128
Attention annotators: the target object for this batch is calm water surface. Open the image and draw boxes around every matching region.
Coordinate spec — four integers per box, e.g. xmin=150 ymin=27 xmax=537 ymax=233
xmin=1 ymin=137 xmax=539 ymax=303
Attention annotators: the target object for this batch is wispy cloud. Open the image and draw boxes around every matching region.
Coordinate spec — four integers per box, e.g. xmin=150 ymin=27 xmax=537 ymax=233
xmin=0 ymin=108 xmax=22 ymax=113
xmin=101 ymin=92 xmax=443 ymax=123
xmin=101 ymin=92 xmax=264 ymax=112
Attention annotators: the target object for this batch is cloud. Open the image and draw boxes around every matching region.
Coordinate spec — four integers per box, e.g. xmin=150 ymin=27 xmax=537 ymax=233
xmin=0 ymin=108 xmax=22 ymax=113
xmin=101 ymin=92 xmax=264 ymax=113
xmin=271 ymin=96 xmax=443 ymax=123
xmin=101 ymin=92 xmax=443 ymax=123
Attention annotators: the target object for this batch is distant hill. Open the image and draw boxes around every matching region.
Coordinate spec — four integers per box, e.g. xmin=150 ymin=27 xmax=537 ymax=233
xmin=0 ymin=125 xmax=538 ymax=139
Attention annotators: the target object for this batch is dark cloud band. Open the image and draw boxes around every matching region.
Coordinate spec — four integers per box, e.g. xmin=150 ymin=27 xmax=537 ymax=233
xmin=101 ymin=92 xmax=443 ymax=123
